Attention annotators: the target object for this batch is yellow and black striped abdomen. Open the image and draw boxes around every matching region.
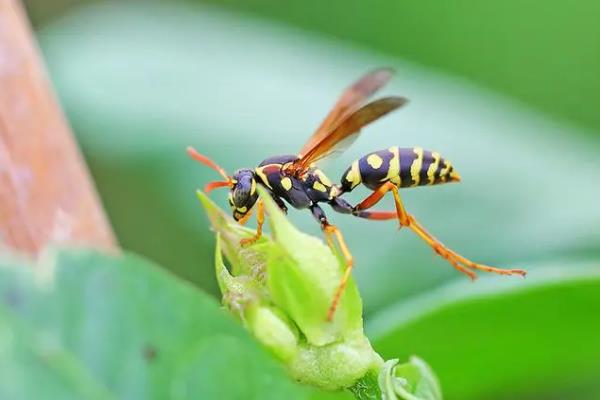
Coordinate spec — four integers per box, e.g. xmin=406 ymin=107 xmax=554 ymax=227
xmin=340 ymin=146 xmax=460 ymax=192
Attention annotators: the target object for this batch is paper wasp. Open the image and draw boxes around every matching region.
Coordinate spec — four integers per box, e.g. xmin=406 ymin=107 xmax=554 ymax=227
xmin=188 ymin=68 xmax=526 ymax=321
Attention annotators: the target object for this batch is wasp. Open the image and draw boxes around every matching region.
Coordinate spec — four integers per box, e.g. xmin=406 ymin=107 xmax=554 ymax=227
xmin=188 ymin=68 xmax=526 ymax=321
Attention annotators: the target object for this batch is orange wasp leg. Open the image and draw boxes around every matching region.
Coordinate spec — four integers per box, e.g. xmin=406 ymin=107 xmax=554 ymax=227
xmin=354 ymin=182 xmax=526 ymax=279
xmin=240 ymin=199 xmax=264 ymax=247
xmin=322 ymin=222 xmax=354 ymax=322
xmin=405 ymin=215 xmax=526 ymax=278
xmin=355 ymin=182 xmax=409 ymax=226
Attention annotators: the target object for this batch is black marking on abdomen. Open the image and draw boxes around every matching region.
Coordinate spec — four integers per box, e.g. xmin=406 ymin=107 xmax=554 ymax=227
xmin=434 ymin=157 xmax=448 ymax=184
xmin=419 ymin=150 xmax=434 ymax=186
xmin=399 ymin=148 xmax=418 ymax=187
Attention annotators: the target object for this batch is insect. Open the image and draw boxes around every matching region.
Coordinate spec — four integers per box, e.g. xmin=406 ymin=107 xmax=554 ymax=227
xmin=188 ymin=68 xmax=526 ymax=321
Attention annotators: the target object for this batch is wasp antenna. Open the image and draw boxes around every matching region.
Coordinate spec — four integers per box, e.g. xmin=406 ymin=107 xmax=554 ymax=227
xmin=187 ymin=146 xmax=230 ymax=181
xmin=204 ymin=180 xmax=231 ymax=193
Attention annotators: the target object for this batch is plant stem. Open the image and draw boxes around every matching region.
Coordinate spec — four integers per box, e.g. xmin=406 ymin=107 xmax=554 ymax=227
xmin=0 ymin=0 xmax=116 ymax=256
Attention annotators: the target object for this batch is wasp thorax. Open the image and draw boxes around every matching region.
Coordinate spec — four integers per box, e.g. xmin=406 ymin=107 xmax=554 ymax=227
xmin=230 ymin=169 xmax=258 ymax=221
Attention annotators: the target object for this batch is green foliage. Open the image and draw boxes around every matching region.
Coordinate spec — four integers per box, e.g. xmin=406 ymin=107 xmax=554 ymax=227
xmin=0 ymin=249 xmax=346 ymax=400
xmin=369 ymin=265 xmax=600 ymax=399
xmin=200 ymin=0 xmax=600 ymax=136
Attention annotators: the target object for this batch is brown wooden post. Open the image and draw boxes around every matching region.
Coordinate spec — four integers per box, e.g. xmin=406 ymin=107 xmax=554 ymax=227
xmin=0 ymin=0 xmax=117 ymax=255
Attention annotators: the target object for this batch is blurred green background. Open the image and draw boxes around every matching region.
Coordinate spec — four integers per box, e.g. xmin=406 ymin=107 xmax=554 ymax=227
xmin=23 ymin=0 xmax=600 ymax=399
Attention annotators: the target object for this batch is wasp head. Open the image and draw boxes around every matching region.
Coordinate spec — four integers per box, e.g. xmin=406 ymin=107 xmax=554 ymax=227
xmin=229 ymin=169 xmax=258 ymax=221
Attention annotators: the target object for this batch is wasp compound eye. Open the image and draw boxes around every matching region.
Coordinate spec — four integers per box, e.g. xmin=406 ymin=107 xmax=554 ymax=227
xmin=233 ymin=182 xmax=251 ymax=206
xmin=227 ymin=191 xmax=235 ymax=209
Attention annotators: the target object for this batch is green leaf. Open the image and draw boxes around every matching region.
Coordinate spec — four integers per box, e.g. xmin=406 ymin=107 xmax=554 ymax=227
xmin=368 ymin=263 xmax=600 ymax=399
xmin=198 ymin=1 xmax=600 ymax=135
xmin=0 ymin=248 xmax=346 ymax=400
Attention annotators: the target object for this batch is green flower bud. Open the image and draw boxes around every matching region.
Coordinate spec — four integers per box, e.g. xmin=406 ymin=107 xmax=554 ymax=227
xmin=289 ymin=333 xmax=381 ymax=390
xmin=197 ymin=188 xmax=442 ymax=397
xmin=245 ymin=304 xmax=299 ymax=362
xmin=214 ymin=234 xmax=298 ymax=361
xmin=260 ymin=186 xmax=363 ymax=346
xmin=198 ymin=189 xmax=375 ymax=388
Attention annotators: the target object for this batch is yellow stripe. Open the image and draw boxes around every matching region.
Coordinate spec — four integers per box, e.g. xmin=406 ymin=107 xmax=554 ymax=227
xmin=382 ymin=146 xmax=400 ymax=186
xmin=410 ymin=147 xmax=423 ymax=187
xmin=345 ymin=160 xmax=361 ymax=189
xmin=254 ymin=166 xmax=272 ymax=189
xmin=427 ymin=152 xmax=440 ymax=185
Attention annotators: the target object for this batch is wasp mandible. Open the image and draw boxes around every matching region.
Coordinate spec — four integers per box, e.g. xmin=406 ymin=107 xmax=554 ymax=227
xmin=188 ymin=68 xmax=526 ymax=321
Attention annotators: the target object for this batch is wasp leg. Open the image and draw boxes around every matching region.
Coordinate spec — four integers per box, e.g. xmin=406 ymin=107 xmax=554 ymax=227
xmin=331 ymin=197 xmax=400 ymax=221
xmin=354 ymin=210 xmax=477 ymax=278
xmin=310 ymin=204 xmax=354 ymax=321
xmin=330 ymin=198 xmax=399 ymax=221
xmin=354 ymin=182 xmax=409 ymax=226
xmin=329 ymin=197 xmax=353 ymax=215
xmin=353 ymin=210 xmax=397 ymax=220
xmin=404 ymin=215 xmax=526 ymax=278
xmin=240 ymin=199 xmax=264 ymax=247
xmin=353 ymin=183 xmax=527 ymax=279
xmin=237 ymin=207 xmax=254 ymax=226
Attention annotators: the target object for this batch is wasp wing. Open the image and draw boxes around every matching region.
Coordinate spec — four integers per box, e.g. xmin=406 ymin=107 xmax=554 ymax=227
xmin=298 ymin=68 xmax=395 ymax=158
xmin=291 ymin=96 xmax=407 ymax=175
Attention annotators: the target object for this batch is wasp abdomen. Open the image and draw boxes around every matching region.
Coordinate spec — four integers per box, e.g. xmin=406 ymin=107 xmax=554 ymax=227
xmin=340 ymin=147 xmax=460 ymax=192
